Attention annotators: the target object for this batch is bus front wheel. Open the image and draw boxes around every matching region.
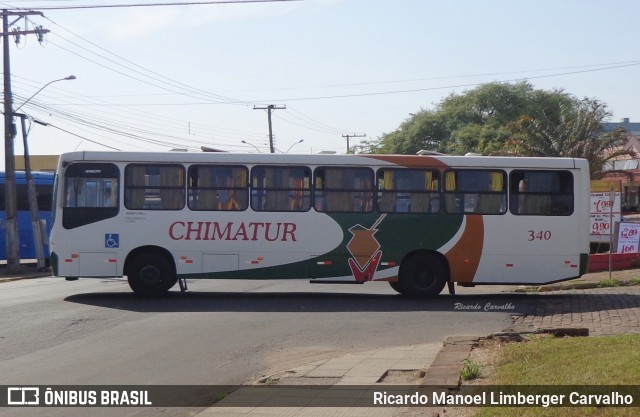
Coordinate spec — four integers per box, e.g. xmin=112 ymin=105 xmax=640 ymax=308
xmin=127 ymin=253 xmax=177 ymax=296
xmin=397 ymin=253 xmax=447 ymax=298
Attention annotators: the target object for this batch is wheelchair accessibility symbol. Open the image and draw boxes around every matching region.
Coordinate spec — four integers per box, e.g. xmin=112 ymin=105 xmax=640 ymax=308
xmin=105 ymin=234 xmax=119 ymax=248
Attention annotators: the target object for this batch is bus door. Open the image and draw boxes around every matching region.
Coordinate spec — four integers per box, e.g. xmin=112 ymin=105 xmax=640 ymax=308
xmin=62 ymin=163 xmax=120 ymax=276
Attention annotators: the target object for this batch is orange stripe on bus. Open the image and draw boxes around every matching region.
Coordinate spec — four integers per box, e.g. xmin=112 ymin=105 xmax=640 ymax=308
xmin=444 ymin=216 xmax=484 ymax=283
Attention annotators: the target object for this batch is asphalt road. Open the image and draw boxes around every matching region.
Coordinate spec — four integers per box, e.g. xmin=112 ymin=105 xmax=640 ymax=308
xmin=0 ymin=276 xmax=518 ymax=417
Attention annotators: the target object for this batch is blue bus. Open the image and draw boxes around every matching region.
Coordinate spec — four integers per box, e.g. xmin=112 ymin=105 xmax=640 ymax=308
xmin=0 ymin=171 xmax=54 ymax=263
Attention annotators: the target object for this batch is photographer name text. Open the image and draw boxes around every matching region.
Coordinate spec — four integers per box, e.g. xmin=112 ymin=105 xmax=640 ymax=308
xmin=454 ymin=302 xmax=515 ymax=312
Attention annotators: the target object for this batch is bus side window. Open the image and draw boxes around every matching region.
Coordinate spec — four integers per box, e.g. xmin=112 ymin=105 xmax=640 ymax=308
xmin=251 ymin=166 xmax=310 ymax=212
xmin=444 ymin=170 xmax=506 ymax=215
xmin=314 ymin=175 xmax=326 ymax=211
xmin=376 ymin=168 xmax=440 ymax=214
xmin=315 ymin=167 xmax=373 ymax=213
xmin=125 ymin=164 xmax=185 ymax=210
xmin=188 ymin=165 xmax=248 ymax=211
xmin=509 ymin=170 xmax=574 ymax=216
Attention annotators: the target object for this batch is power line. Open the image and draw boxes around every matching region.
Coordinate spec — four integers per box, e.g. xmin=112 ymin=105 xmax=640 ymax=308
xmin=4 ymin=0 xmax=301 ymax=11
xmin=286 ymin=106 xmax=349 ymax=134
xmin=274 ymin=113 xmax=340 ymax=134
xmin=31 ymin=61 xmax=640 ymax=106
xmin=47 ymin=38 xmax=240 ymax=105
xmin=17 ymin=93 xmax=236 ymax=151
xmin=9 ymin=73 xmax=266 ymax=148
xmin=199 ymin=59 xmax=640 ymax=94
xmin=258 ymin=61 xmax=640 ymax=103
xmin=22 ymin=93 xmax=264 ymax=146
xmin=30 ymin=14 xmax=640 ymax=108
xmin=40 ymin=121 xmax=122 ymax=150
xmin=44 ymin=17 xmax=249 ymax=105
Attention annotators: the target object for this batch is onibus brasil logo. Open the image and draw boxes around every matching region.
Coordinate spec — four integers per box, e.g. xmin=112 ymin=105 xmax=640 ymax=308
xmin=346 ymin=214 xmax=386 ymax=282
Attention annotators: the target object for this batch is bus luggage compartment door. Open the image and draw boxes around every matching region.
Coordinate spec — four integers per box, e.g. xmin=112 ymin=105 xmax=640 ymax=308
xmin=202 ymin=254 xmax=239 ymax=274
xmin=79 ymin=252 xmax=118 ymax=277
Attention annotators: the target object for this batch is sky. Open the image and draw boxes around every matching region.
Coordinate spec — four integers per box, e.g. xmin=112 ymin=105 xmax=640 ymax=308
xmin=1 ymin=0 xmax=639 ymax=166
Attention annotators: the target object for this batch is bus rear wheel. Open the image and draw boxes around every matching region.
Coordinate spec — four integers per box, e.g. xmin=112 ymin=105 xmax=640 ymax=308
xmin=127 ymin=253 xmax=177 ymax=296
xmin=397 ymin=253 xmax=447 ymax=298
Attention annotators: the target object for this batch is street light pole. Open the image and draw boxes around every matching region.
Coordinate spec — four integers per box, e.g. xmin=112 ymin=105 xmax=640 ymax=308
xmin=285 ymin=139 xmax=304 ymax=153
xmin=14 ymin=75 xmax=76 ymax=113
xmin=241 ymin=140 xmax=262 ymax=153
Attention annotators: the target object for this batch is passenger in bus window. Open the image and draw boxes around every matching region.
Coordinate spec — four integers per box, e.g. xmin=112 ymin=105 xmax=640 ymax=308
xmin=102 ymin=187 xmax=114 ymax=207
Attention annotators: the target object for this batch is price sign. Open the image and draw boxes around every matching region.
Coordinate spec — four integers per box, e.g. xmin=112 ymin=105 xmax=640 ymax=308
xmin=617 ymin=223 xmax=640 ymax=254
xmin=590 ymin=189 xmax=621 ymax=242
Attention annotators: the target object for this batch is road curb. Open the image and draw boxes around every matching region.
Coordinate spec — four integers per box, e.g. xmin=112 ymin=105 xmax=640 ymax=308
xmin=514 ymin=280 xmax=640 ymax=293
xmin=416 ymin=328 xmax=592 ymax=417
xmin=420 ymin=336 xmax=479 ymax=389
xmin=0 ymin=272 xmax=51 ymax=283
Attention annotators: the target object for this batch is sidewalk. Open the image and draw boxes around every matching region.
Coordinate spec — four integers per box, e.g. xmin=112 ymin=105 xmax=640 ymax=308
xmin=196 ymin=341 xmax=475 ymax=417
xmin=193 ymin=270 xmax=640 ymax=417
xmin=530 ymin=268 xmax=640 ymax=292
xmin=0 ymin=264 xmax=51 ymax=282
xmin=512 ymin=271 xmax=640 ymax=336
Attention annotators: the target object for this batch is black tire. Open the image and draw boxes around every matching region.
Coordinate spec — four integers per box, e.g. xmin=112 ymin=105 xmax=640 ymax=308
xmin=127 ymin=253 xmax=177 ymax=296
xmin=388 ymin=281 xmax=403 ymax=294
xmin=397 ymin=253 xmax=447 ymax=298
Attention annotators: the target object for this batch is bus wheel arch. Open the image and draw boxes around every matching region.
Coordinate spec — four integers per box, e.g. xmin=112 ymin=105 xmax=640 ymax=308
xmin=393 ymin=250 xmax=449 ymax=298
xmin=124 ymin=246 xmax=178 ymax=296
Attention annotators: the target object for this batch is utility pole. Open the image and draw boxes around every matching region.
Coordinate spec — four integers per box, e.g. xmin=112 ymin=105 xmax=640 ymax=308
xmin=2 ymin=9 xmax=49 ymax=273
xmin=253 ymin=104 xmax=286 ymax=154
xmin=342 ymin=133 xmax=366 ymax=154
xmin=16 ymin=113 xmax=46 ymax=269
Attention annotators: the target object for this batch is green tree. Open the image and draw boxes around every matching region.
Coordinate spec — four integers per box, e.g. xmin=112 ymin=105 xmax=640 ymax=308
xmin=504 ymin=98 xmax=633 ymax=179
xmin=357 ymin=82 xmax=629 ymax=179
xmin=438 ymin=82 xmax=543 ymax=154
xmin=353 ymin=110 xmax=447 ymax=154
xmin=361 ymin=81 xmax=573 ymax=156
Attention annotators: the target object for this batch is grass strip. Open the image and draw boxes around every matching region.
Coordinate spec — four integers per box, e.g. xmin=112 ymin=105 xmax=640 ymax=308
xmin=474 ymin=334 xmax=640 ymax=417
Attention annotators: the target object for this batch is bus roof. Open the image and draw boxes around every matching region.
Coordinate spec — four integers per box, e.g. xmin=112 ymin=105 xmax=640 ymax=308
xmin=58 ymin=151 xmax=587 ymax=171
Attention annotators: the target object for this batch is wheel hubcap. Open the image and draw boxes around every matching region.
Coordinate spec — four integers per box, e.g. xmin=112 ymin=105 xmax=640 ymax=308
xmin=139 ymin=265 xmax=162 ymax=287
xmin=415 ymin=267 xmax=434 ymax=289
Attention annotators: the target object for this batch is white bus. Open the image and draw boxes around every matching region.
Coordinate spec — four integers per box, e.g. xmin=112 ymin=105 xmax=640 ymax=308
xmin=50 ymin=151 xmax=590 ymax=296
